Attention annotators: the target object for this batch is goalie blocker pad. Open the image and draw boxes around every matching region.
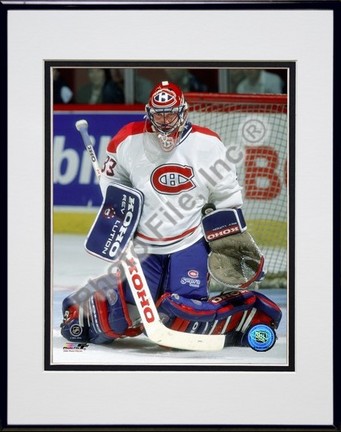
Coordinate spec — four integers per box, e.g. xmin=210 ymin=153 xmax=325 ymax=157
xmin=85 ymin=184 xmax=144 ymax=262
xmin=201 ymin=208 xmax=247 ymax=242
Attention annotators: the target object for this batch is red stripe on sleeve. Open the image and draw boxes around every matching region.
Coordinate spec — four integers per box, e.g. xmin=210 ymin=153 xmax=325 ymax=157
xmin=107 ymin=121 xmax=150 ymax=153
xmin=191 ymin=124 xmax=221 ymax=140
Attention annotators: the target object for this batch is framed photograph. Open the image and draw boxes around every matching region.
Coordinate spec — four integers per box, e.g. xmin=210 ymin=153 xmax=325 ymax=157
xmin=47 ymin=61 xmax=292 ymax=372
xmin=3 ymin=1 xmax=340 ymax=430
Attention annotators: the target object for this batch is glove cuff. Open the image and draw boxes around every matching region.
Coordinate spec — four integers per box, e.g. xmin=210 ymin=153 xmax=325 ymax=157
xmin=202 ymin=208 xmax=247 ymax=242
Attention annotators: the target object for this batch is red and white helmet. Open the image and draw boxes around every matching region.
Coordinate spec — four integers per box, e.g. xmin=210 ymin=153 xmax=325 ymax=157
xmin=145 ymin=81 xmax=188 ymax=151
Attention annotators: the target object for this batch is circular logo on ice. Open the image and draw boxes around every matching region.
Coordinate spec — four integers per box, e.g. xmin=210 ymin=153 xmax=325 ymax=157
xmin=247 ymin=324 xmax=276 ymax=352
xmin=242 ymin=119 xmax=266 ymax=144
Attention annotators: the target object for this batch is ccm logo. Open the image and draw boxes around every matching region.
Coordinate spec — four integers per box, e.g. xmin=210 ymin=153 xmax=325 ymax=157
xmin=188 ymin=270 xmax=199 ymax=278
xmin=151 ymin=164 xmax=195 ymax=194
xmin=126 ymin=258 xmax=155 ymax=323
xmin=206 ymin=226 xmax=240 ymax=240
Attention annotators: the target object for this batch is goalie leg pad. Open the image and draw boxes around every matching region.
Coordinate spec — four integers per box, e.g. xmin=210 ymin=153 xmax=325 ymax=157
xmin=157 ymin=290 xmax=256 ymax=336
xmin=238 ymin=291 xmax=282 ymax=347
xmin=156 ymin=290 xmax=281 ymax=346
xmin=61 ymin=273 xmax=143 ymax=345
xmin=246 ymin=291 xmax=282 ymax=329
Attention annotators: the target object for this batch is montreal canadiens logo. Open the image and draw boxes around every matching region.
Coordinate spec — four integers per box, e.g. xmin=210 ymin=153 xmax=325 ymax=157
xmin=102 ymin=206 xmax=116 ymax=219
xmin=188 ymin=270 xmax=199 ymax=278
xmin=152 ymin=89 xmax=177 ymax=108
xmin=151 ymin=164 xmax=195 ymax=194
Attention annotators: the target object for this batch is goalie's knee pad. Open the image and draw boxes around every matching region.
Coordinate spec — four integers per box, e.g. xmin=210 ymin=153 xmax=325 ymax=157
xmin=60 ymin=273 xmax=143 ymax=344
xmin=157 ymin=290 xmax=282 ymax=347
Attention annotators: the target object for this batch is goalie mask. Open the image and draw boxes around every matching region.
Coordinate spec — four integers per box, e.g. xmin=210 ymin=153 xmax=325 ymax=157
xmin=145 ymin=81 xmax=189 ymax=152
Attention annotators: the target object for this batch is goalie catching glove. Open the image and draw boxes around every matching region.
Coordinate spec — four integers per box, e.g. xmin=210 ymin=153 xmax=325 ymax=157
xmin=201 ymin=204 xmax=265 ymax=289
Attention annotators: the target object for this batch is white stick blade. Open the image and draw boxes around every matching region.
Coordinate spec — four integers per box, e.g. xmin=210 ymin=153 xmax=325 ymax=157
xmin=148 ymin=325 xmax=226 ymax=351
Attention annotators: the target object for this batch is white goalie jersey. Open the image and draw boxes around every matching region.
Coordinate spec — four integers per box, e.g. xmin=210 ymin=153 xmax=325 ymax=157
xmin=99 ymin=120 xmax=243 ymax=255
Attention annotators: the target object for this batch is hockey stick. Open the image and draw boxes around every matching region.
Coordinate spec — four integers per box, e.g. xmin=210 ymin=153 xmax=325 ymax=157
xmin=75 ymin=119 xmax=225 ymax=351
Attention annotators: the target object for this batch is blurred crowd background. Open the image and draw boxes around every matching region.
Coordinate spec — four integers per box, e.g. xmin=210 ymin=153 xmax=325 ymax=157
xmin=53 ymin=67 xmax=287 ymax=105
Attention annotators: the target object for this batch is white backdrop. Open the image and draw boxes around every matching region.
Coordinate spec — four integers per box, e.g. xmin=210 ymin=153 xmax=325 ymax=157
xmin=7 ymin=8 xmax=333 ymax=427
